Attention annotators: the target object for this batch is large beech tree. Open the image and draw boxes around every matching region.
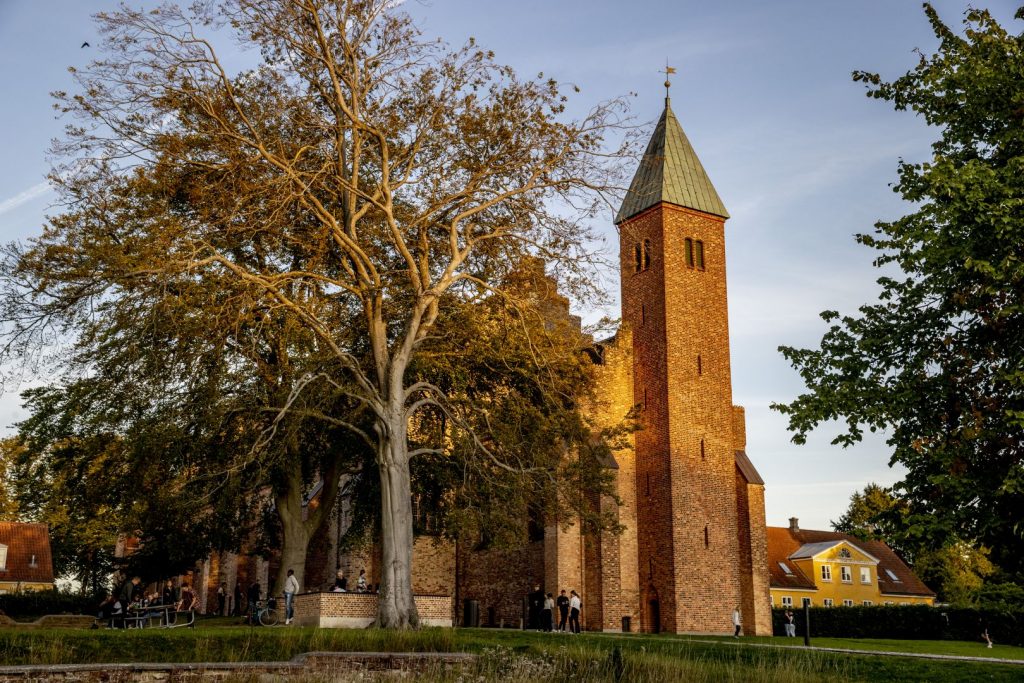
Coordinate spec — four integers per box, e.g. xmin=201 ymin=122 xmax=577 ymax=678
xmin=2 ymin=0 xmax=628 ymax=627
xmin=775 ymin=5 xmax=1024 ymax=578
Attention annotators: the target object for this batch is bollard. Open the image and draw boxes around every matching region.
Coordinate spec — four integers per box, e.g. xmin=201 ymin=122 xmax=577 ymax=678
xmin=803 ymin=603 xmax=811 ymax=647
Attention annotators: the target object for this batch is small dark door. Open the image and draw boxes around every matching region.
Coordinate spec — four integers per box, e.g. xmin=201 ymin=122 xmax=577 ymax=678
xmin=648 ymin=600 xmax=661 ymax=634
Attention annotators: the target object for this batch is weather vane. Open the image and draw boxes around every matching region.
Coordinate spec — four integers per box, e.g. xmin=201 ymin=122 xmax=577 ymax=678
xmin=660 ymin=62 xmax=677 ymax=100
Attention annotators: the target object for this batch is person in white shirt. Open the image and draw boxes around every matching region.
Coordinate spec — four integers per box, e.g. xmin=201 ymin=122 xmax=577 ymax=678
xmin=733 ymin=606 xmax=742 ymax=637
xmin=568 ymin=590 xmax=582 ymax=634
xmin=284 ymin=568 xmax=300 ymax=625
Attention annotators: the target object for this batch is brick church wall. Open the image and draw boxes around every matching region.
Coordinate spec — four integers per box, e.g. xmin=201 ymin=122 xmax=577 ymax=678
xmin=457 ymin=541 xmax=545 ymax=627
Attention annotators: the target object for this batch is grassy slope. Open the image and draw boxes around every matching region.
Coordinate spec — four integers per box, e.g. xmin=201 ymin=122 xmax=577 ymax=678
xmin=0 ymin=622 xmax=1021 ymax=682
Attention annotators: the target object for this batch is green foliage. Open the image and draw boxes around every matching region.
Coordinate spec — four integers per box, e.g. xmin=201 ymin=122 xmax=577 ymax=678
xmin=774 ymin=4 xmax=1024 ymax=576
xmin=0 ymin=589 xmax=98 ymax=619
xmin=771 ymin=605 xmax=1024 ymax=647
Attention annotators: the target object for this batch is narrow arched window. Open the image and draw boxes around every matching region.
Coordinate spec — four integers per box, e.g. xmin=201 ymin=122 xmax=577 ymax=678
xmin=634 ymin=243 xmax=643 ymax=273
xmin=642 ymin=239 xmax=651 ymax=270
xmin=700 ymin=439 xmax=705 ymax=461
xmin=697 ymin=355 xmax=702 ymax=375
xmin=695 ymin=240 xmax=705 ymax=269
xmin=704 ymin=525 xmax=710 ymax=548
xmin=685 ymin=238 xmax=694 ymax=267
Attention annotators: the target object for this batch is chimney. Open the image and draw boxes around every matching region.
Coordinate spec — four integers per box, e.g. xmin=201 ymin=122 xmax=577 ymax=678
xmin=789 ymin=517 xmax=800 ymax=533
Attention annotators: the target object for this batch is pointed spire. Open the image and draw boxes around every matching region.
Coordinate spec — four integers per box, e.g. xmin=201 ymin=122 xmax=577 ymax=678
xmin=615 ymin=98 xmax=729 ymax=224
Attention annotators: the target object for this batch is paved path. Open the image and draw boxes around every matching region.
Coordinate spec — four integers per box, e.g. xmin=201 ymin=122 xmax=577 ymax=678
xmin=686 ymin=637 xmax=1024 ymax=666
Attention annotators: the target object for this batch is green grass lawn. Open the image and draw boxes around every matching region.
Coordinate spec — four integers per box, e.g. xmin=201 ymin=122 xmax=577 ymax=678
xmin=676 ymin=633 xmax=1024 ymax=660
xmin=0 ymin=621 xmax=1021 ymax=682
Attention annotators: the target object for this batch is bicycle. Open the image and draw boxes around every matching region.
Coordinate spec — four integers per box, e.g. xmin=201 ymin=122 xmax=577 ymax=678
xmin=255 ymin=598 xmax=279 ymax=626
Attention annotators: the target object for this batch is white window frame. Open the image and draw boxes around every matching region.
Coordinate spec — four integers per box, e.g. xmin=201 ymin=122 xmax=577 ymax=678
xmin=840 ymin=566 xmax=852 ymax=583
xmin=820 ymin=564 xmax=832 ymax=582
xmin=863 ymin=600 xmax=873 ymax=606
xmin=778 ymin=561 xmax=794 ymax=576
xmin=884 ymin=601 xmax=895 ymax=606
xmin=802 ymin=598 xmax=812 ymax=607
xmin=885 ymin=569 xmax=902 ymax=583
xmin=842 ymin=599 xmax=854 ymax=607
xmin=0 ymin=544 xmax=7 ymax=571
xmin=860 ymin=567 xmax=871 ymax=584
xmin=781 ymin=596 xmax=793 ymax=607
xmin=823 ymin=598 xmax=834 ymax=607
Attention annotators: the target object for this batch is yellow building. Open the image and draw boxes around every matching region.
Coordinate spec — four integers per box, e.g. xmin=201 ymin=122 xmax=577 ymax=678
xmin=768 ymin=519 xmax=934 ymax=608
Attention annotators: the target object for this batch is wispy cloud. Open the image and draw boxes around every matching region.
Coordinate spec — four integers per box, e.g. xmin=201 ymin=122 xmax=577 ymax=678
xmin=0 ymin=181 xmax=52 ymax=217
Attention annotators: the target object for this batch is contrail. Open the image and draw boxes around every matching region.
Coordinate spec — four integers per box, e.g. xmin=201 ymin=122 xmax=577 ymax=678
xmin=0 ymin=181 xmax=52 ymax=217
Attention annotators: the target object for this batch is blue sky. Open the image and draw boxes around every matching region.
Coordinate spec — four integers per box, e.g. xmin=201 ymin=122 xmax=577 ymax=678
xmin=1 ymin=0 xmax=1021 ymax=530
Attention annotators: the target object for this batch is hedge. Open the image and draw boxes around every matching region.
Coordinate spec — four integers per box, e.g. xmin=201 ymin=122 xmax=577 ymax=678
xmin=0 ymin=590 xmax=99 ymax=620
xmin=771 ymin=605 xmax=1024 ymax=647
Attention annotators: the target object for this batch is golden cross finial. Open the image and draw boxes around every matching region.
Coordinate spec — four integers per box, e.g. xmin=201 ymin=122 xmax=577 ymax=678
xmin=660 ymin=62 xmax=677 ymax=100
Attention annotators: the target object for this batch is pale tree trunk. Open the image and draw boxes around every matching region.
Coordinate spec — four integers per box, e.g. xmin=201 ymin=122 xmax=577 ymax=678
xmin=375 ymin=406 xmax=419 ymax=628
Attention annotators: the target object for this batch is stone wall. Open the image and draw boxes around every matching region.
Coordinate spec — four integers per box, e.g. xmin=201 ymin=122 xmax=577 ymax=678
xmin=457 ymin=541 xmax=544 ymax=627
xmin=293 ymin=592 xmax=452 ymax=628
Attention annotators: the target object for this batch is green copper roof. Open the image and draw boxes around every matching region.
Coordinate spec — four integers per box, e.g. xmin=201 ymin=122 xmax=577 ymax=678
xmin=615 ymin=99 xmax=729 ymax=224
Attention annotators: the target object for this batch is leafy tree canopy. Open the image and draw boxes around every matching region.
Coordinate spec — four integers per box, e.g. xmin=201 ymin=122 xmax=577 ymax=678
xmin=775 ymin=4 xmax=1024 ymax=578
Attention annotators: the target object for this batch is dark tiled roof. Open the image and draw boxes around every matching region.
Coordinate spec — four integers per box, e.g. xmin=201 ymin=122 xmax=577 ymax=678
xmin=615 ymin=99 xmax=729 ymax=224
xmin=734 ymin=450 xmax=764 ymax=485
xmin=766 ymin=526 xmax=934 ymax=597
xmin=0 ymin=522 xmax=55 ymax=584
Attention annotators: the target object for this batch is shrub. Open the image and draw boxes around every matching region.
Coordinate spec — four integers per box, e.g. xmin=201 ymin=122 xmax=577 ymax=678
xmin=771 ymin=605 xmax=1024 ymax=647
xmin=0 ymin=589 xmax=99 ymax=619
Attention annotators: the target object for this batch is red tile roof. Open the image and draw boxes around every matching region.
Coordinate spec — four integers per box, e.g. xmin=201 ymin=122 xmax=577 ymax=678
xmin=766 ymin=525 xmax=934 ymax=597
xmin=0 ymin=522 xmax=55 ymax=585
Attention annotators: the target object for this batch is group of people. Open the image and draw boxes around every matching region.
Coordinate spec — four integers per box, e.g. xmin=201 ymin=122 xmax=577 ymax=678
xmin=528 ymin=585 xmax=582 ymax=633
xmin=95 ymin=577 xmax=198 ymax=627
xmin=331 ymin=566 xmax=370 ymax=593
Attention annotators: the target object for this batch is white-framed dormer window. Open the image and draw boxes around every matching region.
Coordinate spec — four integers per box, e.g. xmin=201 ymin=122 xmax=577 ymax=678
xmin=842 ymin=599 xmax=854 ymax=607
xmin=860 ymin=567 xmax=871 ymax=584
xmin=841 ymin=566 xmax=853 ymax=583
xmin=885 ymin=569 xmax=902 ymax=583
xmin=820 ymin=564 xmax=832 ymax=582
xmin=0 ymin=544 xmax=7 ymax=571
xmin=778 ymin=561 xmax=794 ymax=576
xmin=823 ymin=598 xmax=834 ymax=607
xmin=781 ymin=596 xmax=793 ymax=607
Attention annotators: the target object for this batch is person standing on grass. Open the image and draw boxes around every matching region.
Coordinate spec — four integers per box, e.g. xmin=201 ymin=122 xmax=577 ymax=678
xmin=556 ymin=589 xmax=570 ymax=632
xmin=217 ymin=582 xmax=227 ymax=616
xmin=568 ymin=590 xmax=582 ymax=634
xmin=543 ymin=593 xmax=555 ymax=632
xmin=247 ymin=581 xmax=261 ymax=625
xmin=284 ymin=568 xmax=300 ymax=625
xmin=733 ymin=606 xmax=742 ymax=638
xmin=784 ymin=609 xmax=795 ymax=637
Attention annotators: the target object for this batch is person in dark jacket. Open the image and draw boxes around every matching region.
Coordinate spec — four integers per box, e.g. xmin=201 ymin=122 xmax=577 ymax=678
xmin=556 ymin=590 xmax=570 ymax=632
xmin=246 ymin=582 xmax=261 ymax=624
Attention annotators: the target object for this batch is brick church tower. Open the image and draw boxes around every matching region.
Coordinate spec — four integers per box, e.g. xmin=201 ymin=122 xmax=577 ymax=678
xmin=616 ymin=93 xmax=771 ymax=634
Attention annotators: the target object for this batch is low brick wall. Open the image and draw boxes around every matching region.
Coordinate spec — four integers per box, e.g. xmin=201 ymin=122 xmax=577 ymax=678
xmin=0 ymin=652 xmax=476 ymax=681
xmin=294 ymin=592 xmax=452 ymax=628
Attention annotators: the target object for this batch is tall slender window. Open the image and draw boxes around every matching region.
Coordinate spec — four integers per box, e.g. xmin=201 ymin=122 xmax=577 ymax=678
xmin=695 ymin=240 xmax=705 ymax=269
xmin=643 ymin=239 xmax=651 ymax=270
xmin=704 ymin=525 xmax=709 ymax=548
xmin=697 ymin=355 xmax=702 ymax=375
xmin=634 ymin=243 xmax=643 ymax=273
xmin=700 ymin=439 xmax=705 ymax=461
xmin=685 ymin=238 xmax=694 ymax=267
xmin=641 ymin=303 xmax=646 ymax=325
